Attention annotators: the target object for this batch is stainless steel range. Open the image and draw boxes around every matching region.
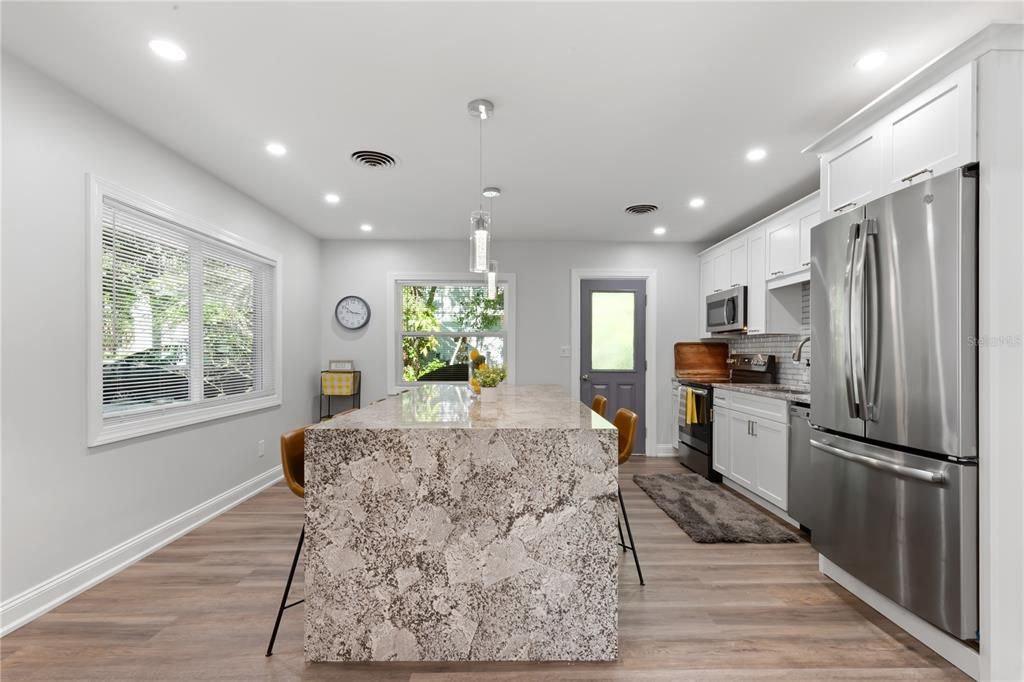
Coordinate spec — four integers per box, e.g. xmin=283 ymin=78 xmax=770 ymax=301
xmin=675 ymin=353 xmax=776 ymax=481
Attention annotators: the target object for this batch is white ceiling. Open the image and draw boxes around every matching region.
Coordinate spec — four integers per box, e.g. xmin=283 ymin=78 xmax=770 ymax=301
xmin=3 ymin=2 xmax=1021 ymax=243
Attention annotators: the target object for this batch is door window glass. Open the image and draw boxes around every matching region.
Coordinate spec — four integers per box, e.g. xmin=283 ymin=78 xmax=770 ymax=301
xmin=591 ymin=292 xmax=635 ymax=370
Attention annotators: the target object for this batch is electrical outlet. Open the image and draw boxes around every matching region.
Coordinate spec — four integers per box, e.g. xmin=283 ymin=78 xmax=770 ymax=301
xmin=257 ymin=439 xmax=265 ymax=458
xmin=559 ymin=345 xmax=570 ymax=358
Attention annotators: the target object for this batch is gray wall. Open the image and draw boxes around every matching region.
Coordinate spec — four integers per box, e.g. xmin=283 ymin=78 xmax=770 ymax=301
xmin=1 ymin=56 xmax=322 ymax=601
xmin=318 ymin=239 xmax=702 ymax=450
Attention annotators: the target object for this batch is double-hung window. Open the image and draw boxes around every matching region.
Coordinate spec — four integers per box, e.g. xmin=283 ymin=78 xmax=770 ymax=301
xmin=391 ymin=275 xmax=515 ymax=389
xmin=88 ymin=177 xmax=280 ymax=445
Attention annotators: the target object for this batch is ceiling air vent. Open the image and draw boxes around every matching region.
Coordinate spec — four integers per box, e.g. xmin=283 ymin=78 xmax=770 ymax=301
xmin=351 ymin=150 xmax=397 ymax=169
xmin=625 ymin=204 xmax=659 ymax=215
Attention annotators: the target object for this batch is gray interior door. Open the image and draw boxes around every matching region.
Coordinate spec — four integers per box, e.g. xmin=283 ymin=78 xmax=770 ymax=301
xmin=581 ymin=278 xmax=646 ymax=448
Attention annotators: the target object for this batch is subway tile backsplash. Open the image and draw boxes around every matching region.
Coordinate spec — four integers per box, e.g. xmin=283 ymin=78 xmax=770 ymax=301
xmin=727 ymin=282 xmax=811 ymax=386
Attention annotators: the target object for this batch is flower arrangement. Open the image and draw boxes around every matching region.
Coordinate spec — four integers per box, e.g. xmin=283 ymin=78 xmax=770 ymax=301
xmin=475 ymin=365 xmax=507 ymax=388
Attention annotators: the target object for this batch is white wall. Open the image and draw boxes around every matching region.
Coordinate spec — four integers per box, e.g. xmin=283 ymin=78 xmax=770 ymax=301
xmin=0 ymin=57 xmax=321 ymax=608
xmin=319 ymin=239 xmax=702 ymax=451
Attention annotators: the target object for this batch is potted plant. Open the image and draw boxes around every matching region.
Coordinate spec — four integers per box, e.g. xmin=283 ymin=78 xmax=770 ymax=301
xmin=475 ymin=365 xmax=507 ymax=402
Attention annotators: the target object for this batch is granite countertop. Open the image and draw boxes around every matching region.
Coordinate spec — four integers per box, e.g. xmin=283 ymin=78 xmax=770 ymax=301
xmin=711 ymin=383 xmax=811 ymax=406
xmin=310 ymin=383 xmax=615 ymax=431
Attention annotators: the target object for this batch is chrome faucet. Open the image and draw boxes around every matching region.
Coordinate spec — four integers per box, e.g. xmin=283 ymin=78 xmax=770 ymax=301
xmin=792 ymin=336 xmax=811 ymax=365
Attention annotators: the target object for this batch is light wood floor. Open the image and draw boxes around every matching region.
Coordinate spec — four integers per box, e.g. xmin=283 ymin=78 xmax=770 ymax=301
xmin=0 ymin=457 xmax=966 ymax=681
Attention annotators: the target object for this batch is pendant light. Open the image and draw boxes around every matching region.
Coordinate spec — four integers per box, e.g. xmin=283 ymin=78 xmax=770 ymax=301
xmin=468 ymin=98 xmax=494 ymax=273
xmin=486 ymin=260 xmax=498 ymax=300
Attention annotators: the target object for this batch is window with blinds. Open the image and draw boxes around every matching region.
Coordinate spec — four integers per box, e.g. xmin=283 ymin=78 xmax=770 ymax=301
xmin=89 ymin=178 xmax=279 ymax=445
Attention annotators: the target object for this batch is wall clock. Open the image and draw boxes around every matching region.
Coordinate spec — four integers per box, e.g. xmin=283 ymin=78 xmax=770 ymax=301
xmin=335 ymin=295 xmax=371 ymax=330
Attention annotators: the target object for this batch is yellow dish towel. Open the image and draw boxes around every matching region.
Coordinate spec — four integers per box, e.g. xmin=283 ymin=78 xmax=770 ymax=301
xmin=685 ymin=388 xmax=698 ymax=425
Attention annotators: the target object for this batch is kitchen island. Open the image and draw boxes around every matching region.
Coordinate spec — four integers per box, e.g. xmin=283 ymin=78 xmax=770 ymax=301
xmin=303 ymin=384 xmax=619 ymax=662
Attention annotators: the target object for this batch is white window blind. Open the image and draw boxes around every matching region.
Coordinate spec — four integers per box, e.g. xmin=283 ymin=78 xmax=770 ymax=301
xmin=90 ymin=179 xmax=279 ymax=445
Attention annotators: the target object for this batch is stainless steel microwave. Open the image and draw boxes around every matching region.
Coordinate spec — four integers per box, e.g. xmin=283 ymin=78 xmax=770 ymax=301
xmin=706 ymin=286 xmax=746 ymax=334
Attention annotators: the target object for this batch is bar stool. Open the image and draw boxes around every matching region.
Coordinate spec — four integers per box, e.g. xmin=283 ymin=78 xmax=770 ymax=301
xmin=613 ymin=408 xmax=645 ymax=585
xmin=591 ymin=394 xmax=608 ymax=418
xmin=265 ymin=426 xmax=306 ymax=657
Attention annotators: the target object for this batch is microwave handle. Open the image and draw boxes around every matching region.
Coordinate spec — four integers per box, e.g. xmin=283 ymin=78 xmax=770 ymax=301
xmin=725 ymin=297 xmax=736 ymax=324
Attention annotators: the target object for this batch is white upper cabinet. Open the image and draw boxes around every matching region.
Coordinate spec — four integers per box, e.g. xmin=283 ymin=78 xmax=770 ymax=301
xmin=822 ymin=127 xmax=881 ymax=215
xmin=728 ymin=238 xmax=748 ymax=288
xmin=797 ymin=204 xmax=820 ymax=270
xmin=712 ymin=248 xmax=731 ymax=293
xmin=816 ymin=62 xmax=977 ymax=219
xmin=881 ymin=63 xmax=976 ymax=193
xmin=766 ymin=217 xmax=799 ymax=279
xmin=746 ymin=227 xmax=766 ymax=334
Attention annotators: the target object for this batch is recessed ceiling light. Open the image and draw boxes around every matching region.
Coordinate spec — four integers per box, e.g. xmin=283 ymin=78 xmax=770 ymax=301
xmin=856 ymin=50 xmax=888 ymax=72
xmin=689 ymin=197 xmax=706 ymax=209
xmin=746 ymin=147 xmax=767 ymax=162
xmin=360 ymin=223 xmax=373 ymax=232
xmin=265 ymin=142 xmax=287 ymax=157
xmin=482 ymin=186 xmax=502 ymax=198
xmin=652 ymin=226 xmax=667 ymax=236
xmin=148 ymin=39 xmax=186 ymax=62
xmin=324 ymin=193 xmax=341 ymax=205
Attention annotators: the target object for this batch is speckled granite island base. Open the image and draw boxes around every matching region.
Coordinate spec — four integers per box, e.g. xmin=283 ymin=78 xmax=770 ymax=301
xmin=303 ymin=385 xmax=619 ymax=662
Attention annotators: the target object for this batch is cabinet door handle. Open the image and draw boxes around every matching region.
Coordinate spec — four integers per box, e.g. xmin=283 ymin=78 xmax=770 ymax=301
xmin=834 ymin=201 xmax=857 ymax=213
xmin=747 ymin=420 xmax=752 ymax=435
xmin=713 ymin=288 xmax=723 ymax=293
xmin=731 ymin=282 xmax=742 ymax=287
xmin=770 ymin=270 xmax=784 ymax=276
xmin=801 ymin=261 xmax=810 ymax=267
xmin=900 ymin=167 xmax=933 ymax=183
xmin=752 ymin=421 xmax=757 ymax=437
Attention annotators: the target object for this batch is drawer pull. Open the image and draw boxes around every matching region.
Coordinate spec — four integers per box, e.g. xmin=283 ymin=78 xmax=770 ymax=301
xmin=811 ymin=440 xmax=946 ymax=484
xmin=833 ymin=201 xmax=857 ymax=213
xmin=900 ymin=167 xmax=933 ymax=183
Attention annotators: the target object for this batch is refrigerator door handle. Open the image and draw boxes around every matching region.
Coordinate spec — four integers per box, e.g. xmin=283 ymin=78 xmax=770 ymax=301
xmin=811 ymin=440 xmax=947 ymax=484
xmin=851 ymin=221 xmax=869 ymax=422
xmin=844 ymin=222 xmax=862 ymax=419
xmin=862 ymin=219 xmax=881 ymax=422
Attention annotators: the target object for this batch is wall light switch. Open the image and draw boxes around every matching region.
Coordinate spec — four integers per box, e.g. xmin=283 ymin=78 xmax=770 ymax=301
xmin=559 ymin=345 xmax=570 ymax=358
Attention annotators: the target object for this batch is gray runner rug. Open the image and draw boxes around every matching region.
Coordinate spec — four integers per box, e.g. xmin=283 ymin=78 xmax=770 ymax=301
xmin=632 ymin=471 xmax=800 ymax=543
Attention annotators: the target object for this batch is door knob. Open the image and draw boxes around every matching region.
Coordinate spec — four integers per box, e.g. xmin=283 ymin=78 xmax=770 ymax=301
xmin=581 ymin=374 xmax=590 ymax=381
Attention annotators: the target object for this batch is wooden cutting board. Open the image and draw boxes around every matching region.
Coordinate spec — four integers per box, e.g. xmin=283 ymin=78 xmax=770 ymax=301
xmin=674 ymin=342 xmax=729 ymax=378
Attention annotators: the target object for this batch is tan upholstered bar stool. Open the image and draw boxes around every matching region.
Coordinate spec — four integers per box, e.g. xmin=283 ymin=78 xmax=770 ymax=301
xmin=591 ymin=394 xmax=608 ymax=418
xmin=613 ymin=408 xmax=644 ymax=585
xmin=266 ymin=426 xmax=306 ymax=656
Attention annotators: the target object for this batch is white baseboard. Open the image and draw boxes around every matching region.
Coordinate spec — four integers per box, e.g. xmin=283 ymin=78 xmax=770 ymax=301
xmin=0 ymin=467 xmax=283 ymax=637
xmin=651 ymin=443 xmax=677 ymax=457
xmin=721 ymin=477 xmax=800 ymax=528
xmin=819 ymin=555 xmax=980 ymax=680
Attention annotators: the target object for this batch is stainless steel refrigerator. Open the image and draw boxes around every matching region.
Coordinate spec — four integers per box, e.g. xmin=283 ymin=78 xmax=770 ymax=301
xmin=808 ymin=163 xmax=978 ymax=641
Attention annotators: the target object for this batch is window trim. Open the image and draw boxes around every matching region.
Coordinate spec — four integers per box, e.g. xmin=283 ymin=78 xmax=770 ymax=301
xmin=86 ymin=175 xmax=283 ymax=446
xmin=386 ymin=272 xmax=516 ymax=394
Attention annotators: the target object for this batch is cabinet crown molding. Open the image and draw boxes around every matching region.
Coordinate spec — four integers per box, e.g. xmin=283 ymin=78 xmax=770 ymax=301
xmin=802 ymin=22 xmax=1023 ymax=156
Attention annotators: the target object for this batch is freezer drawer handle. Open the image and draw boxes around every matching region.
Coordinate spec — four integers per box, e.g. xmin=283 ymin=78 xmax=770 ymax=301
xmin=811 ymin=440 xmax=946 ymax=484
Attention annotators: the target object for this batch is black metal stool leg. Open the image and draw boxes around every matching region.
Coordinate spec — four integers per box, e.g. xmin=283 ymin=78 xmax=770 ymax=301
xmin=617 ymin=516 xmax=626 ymax=552
xmin=618 ymin=485 xmax=644 ymax=585
xmin=266 ymin=524 xmax=305 ymax=656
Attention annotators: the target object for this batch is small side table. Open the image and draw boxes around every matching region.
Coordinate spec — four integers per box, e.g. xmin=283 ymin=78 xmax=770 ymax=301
xmin=320 ymin=370 xmax=361 ymax=420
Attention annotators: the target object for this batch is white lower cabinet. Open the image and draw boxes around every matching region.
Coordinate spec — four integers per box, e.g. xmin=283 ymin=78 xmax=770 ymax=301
xmin=714 ymin=390 xmax=789 ymax=510
xmin=712 ymin=406 xmax=731 ymax=475
xmin=752 ymin=418 xmax=788 ymax=508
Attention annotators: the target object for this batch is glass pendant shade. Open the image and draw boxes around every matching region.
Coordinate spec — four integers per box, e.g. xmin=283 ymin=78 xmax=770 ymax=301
xmin=469 ymin=210 xmax=491 ymax=273
xmin=486 ymin=261 xmax=498 ymax=300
